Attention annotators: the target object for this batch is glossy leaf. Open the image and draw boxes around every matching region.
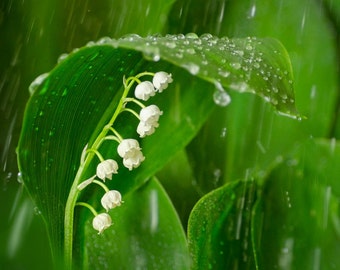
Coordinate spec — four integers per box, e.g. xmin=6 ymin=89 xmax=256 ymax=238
xmin=113 ymin=34 xmax=297 ymax=115
xmin=186 ymin=0 xmax=338 ymax=193
xmin=188 ymin=180 xmax=257 ymax=269
xmin=17 ymin=34 xmax=296 ymax=266
xmin=17 ymin=46 xmax=214 ymax=265
xmin=78 ymin=177 xmax=189 ymax=270
xmin=252 ymin=139 xmax=340 ymax=269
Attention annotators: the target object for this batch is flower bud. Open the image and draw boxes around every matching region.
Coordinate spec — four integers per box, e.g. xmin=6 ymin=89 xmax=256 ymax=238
xmin=152 ymin=72 xmax=173 ymax=92
xmin=96 ymin=159 xmax=118 ymax=181
xmin=92 ymin=213 xmax=112 ymax=234
xmin=101 ymin=190 xmax=122 ymax=211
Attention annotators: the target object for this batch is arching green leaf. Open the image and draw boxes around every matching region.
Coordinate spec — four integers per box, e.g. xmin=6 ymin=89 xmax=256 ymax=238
xmin=188 ymin=180 xmax=257 ymax=269
xmin=17 ymin=34 xmax=297 ymax=267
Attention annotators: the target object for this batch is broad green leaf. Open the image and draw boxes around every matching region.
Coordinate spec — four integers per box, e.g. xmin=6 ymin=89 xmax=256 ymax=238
xmin=17 ymin=34 xmax=296 ymax=267
xmin=185 ymin=0 xmax=338 ymax=191
xmin=188 ymin=180 xmax=257 ymax=269
xmin=252 ymin=139 xmax=340 ymax=269
xmin=17 ymin=47 xmax=214 ymax=266
xmin=221 ymin=0 xmax=339 ymax=136
xmin=77 ymin=177 xmax=189 ymax=270
xmin=114 ymin=34 xmax=297 ymax=115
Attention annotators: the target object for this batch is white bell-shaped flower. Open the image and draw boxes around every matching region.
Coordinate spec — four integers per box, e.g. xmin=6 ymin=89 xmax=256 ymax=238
xmin=92 ymin=213 xmax=112 ymax=234
xmin=137 ymin=105 xmax=162 ymax=138
xmin=152 ymin=72 xmax=173 ymax=92
xmin=122 ymin=151 xmax=145 ymax=170
xmin=101 ymin=190 xmax=122 ymax=211
xmin=117 ymin=139 xmax=141 ymax=158
xmin=137 ymin=121 xmax=156 ymax=138
xmin=96 ymin=159 xmax=118 ymax=181
xmin=117 ymin=139 xmax=145 ymax=170
xmin=139 ymin=105 xmax=163 ymax=124
xmin=134 ymin=81 xmax=156 ymax=101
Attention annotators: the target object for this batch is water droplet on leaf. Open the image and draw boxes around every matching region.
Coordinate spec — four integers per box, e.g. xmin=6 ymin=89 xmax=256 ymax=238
xmin=17 ymin=172 xmax=23 ymax=184
xmin=184 ymin=62 xmax=200 ymax=75
xmin=213 ymin=82 xmax=231 ymax=107
xmin=29 ymin=73 xmax=49 ymax=95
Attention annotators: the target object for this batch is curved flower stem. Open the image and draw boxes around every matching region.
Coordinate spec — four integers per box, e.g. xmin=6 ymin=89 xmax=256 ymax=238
xmin=64 ymin=71 xmax=152 ymax=269
xmin=106 ymin=127 xmax=123 ymax=142
xmin=124 ymin=97 xmax=146 ymax=109
xmin=92 ymin=180 xmax=110 ymax=193
xmin=121 ymin=107 xmax=141 ymax=120
xmin=85 ymin=148 xmax=104 ymax=162
xmin=75 ymin=202 xmax=98 ymax=217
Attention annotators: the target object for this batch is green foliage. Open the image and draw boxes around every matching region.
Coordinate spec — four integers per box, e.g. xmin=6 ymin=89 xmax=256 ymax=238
xmin=83 ymin=177 xmax=190 ymax=269
xmin=188 ymin=180 xmax=257 ymax=269
xmin=252 ymin=139 xmax=340 ymax=269
xmin=17 ymin=34 xmax=295 ymax=268
xmin=1 ymin=0 xmax=339 ymax=269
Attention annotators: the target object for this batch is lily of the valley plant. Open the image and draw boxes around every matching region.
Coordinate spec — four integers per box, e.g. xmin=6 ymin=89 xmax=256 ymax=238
xmin=72 ymin=70 xmax=173 ymax=234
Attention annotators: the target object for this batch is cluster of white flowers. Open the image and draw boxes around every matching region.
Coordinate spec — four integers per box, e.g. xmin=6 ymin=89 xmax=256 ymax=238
xmin=134 ymin=71 xmax=173 ymax=100
xmin=134 ymin=72 xmax=171 ymax=138
xmin=76 ymin=71 xmax=173 ymax=234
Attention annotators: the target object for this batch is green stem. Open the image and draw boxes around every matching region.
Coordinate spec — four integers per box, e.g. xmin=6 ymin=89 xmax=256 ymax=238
xmin=93 ymin=180 xmax=110 ymax=193
xmin=86 ymin=148 xmax=104 ymax=162
xmin=63 ymin=72 xmax=149 ymax=269
xmin=121 ymin=107 xmax=141 ymax=120
xmin=124 ymin=97 xmax=146 ymax=109
xmin=75 ymin=202 xmax=98 ymax=217
xmin=106 ymin=127 xmax=123 ymax=142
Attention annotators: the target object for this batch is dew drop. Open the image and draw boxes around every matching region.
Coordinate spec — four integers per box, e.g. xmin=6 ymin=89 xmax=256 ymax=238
xmin=220 ymin=127 xmax=227 ymax=138
xmin=200 ymin=33 xmax=213 ymax=40
xmin=231 ymin=62 xmax=241 ymax=70
xmin=57 ymin=53 xmax=68 ymax=63
xmin=184 ymin=62 xmax=200 ymax=75
xmin=213 ymin=82 xmax=231 ymax=107
xmin=97 ymin=36 xmax=113 ymax=44
xmin=186 ymin=48 xmax=196 ymax=54
xmin=185 ymin=33 xmax=199 ymax=39
xmin=17 ymin=172 xmax=23 ymax=184
xmin=143 ymin=46 xmax=160 ymax=61
xmin=175 ymin=52 xmax=183 ymax=59
xmin=29 ymin=73 xmax=49 ymax=95
xmin=271 ymin=99 xmax=278 ymax=105
xmin=236 ymin=50 xmax=244 ymax=56
xmin=34 ymin=206 xmax=41 ymax=215
xmin=120 ymin=34 xmax=141 ymax=41
xmin=218 ymin=69 xmax=230 ymax=77
xmin=86 ymin=41 xmax=96 ymax=47
xmin=245 ymin=44 xmax=253 ymax=50
xmin=165 ymin=41 xmax=176 ymax=48
xmin=230 ymin=82 xmax=249 ymax=92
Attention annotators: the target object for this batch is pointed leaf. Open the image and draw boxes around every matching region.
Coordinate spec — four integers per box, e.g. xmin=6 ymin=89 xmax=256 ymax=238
xmin=78 ymin=177 xmax=189 ymax=269
xmin=188 ymin=180 xmax=257 ymax=269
